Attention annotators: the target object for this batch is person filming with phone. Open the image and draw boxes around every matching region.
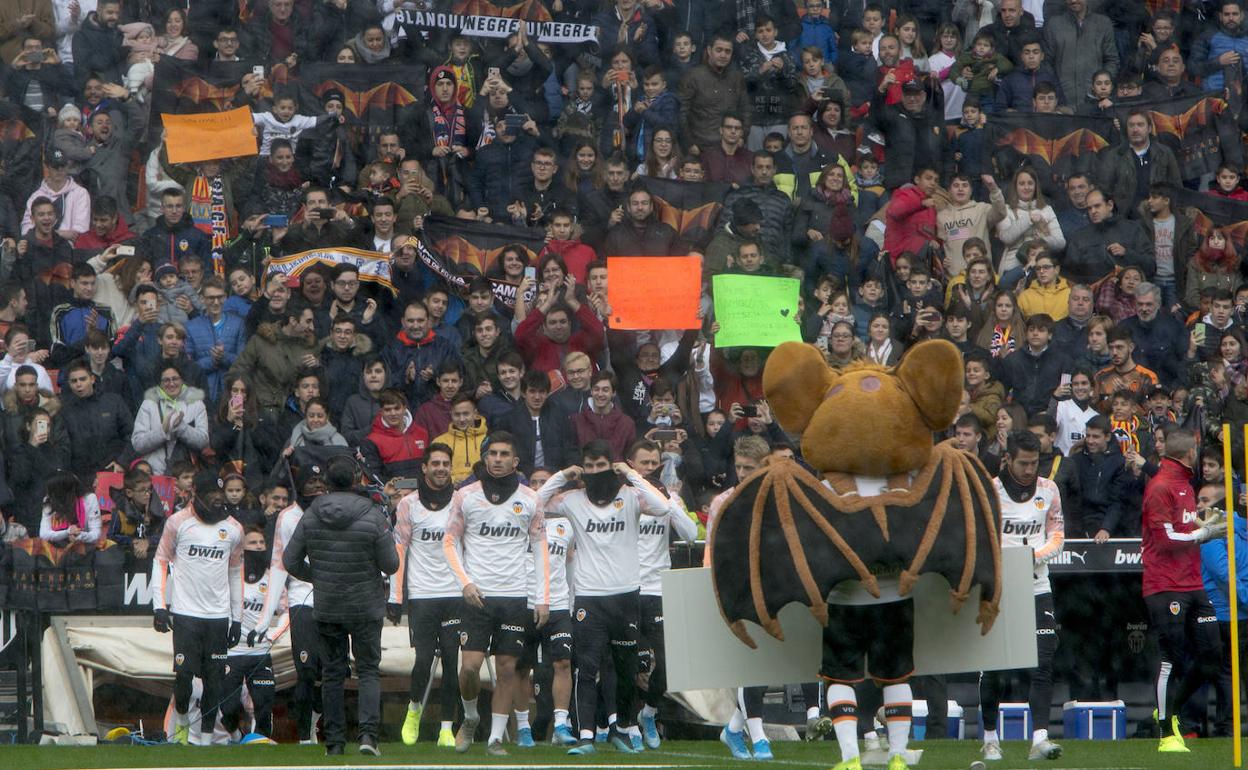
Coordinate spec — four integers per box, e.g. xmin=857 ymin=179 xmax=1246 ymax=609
xmin=273 ymin=187 xmax=358 ymax=255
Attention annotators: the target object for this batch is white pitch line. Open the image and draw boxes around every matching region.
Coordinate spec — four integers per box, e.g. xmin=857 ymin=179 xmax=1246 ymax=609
xmin=81 ymin=765 xmax=710 ymax=770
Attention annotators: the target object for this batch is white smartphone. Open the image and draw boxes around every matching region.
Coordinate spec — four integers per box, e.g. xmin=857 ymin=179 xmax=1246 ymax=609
xmin=252 ymin=65 xmax=265 ymax=79
xmin=524 ymin=266 xmax=537 ymax=282
xmin=117 ymin=245 xmax=135 ymax=256
xmin=1060 ymin=373 xmax=1071 ymax=387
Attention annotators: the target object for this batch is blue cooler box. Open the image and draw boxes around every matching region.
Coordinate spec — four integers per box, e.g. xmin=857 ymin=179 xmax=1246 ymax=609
xmin=947 ymin=701 xmax=965 ymax=740
xmin=978 ymin=703 xmax=1032 ymax=740
xmin=1063 ymin=700 xmax=1126 ymax=740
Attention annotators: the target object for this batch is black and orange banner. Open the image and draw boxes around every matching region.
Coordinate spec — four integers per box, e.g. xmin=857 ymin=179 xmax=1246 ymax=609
xmin=416 ymin=216 xmax=546 ymax=307
xmin=986 ymin=113 xmax=1116 ymax=199
xmin=1112 ymin=94 xmax=1243 ymax=182
xmin=638 ymin=177 xmax=731 ymax=251
xmin=1175 ymin=189 xmax=1248 ymax=253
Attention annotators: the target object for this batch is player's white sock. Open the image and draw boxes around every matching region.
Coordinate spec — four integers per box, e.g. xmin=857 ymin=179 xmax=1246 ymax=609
xmin=174 ymin=710 xmax=189 ymax=727
xmin=489 ymin=712 xmax=509 ymax=743
xmin=515 ymin=710 xmax=530 ymax=730
xmin=627 ymin=724 xmax=641 ymax=738
xmin=806 ymin=706 xmax=820 ymax=720
xmin=640 ymin=704 xmax=658 ymax=719
xmin=409 ymin=700 xmax=421 ymax=712
xmin=554 ymin=709 xmax=569 ymax=727
xmin=984 ymin=728 xmax=999 ymax=744
xmin=1032 ymin=728 xmax=1048 ymax=746
xmin=441 ymin=720 xmax=453 ymax=731
xmin=745 ymin=717 xmax=766 ymax=743
xmin=608 ymin=713 xmax=617 ymax=727
xmin=580 ymin=727 xmax=594 ymax=741
xmin=826 ymin=684 xmax=858 ymax=761
xmin=727 ymin=707 xmax=747 ymax=733
xmin=462 ymin=697 xmax=479 ymax=722
xmin=882 ymin=684 xmax=912 ymax=756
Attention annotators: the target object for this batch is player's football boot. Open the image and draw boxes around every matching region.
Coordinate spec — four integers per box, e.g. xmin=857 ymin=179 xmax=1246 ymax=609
xmin=400 ymin=705 xmax=421 ymax=746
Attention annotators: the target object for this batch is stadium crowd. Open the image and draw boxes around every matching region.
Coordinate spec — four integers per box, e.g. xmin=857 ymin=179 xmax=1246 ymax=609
xmin=6 ymin=0 xmax=1248 ymax=763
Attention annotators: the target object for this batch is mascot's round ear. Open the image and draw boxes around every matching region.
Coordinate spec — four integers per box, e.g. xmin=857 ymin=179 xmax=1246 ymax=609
xmin=895 ymin=339 xmax=964 ymax=430
xmin=763 ymin=341 xmax=836 ymax=433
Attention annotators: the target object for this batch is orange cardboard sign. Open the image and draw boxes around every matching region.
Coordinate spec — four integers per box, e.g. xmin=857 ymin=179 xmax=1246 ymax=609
xmin=162 ymin=107 xmax=258 ymax=165
xmin=606 ymin=256 xmax=702 ymax=330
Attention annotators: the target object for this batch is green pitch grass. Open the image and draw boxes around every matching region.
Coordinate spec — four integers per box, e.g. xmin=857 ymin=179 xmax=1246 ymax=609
xmin=0 ymin=738 xmax=1239 ymax=770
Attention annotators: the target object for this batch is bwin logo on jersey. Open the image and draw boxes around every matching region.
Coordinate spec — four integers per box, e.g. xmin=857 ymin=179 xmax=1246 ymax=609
xmin=187 ymin=544 xmax=226 ymax=558
xmin=587 ymin=519 xmax=625 ymax=534
xmin=639 ymin=521 xmax=667 ymax=535
xmin=419 ymin=528 xmax=444 ymax=542
xmin=1002 ymin=520 xmax=1044 ymax=537
xmin=478 ymin=522 xmax=522 ymax=537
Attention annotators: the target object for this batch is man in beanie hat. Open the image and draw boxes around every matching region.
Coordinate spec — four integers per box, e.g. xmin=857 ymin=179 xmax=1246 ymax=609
xmin=706 ymin=198 xmax=765 ymax=273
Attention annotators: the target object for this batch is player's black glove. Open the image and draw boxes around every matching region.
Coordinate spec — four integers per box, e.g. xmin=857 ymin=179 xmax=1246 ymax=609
xmin=228 ymin=621 xmax=242 ymax=648
xmin=386 ymin=602 xmax=403 ymax=625
xmin=153 ymin=608 xmax=171 ymax=633
xmin=247 ymin=627 xmax=265 ymax=647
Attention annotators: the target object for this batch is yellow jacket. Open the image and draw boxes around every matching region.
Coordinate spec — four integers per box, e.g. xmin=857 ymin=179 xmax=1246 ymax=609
xmin=433 ymin=418 xmax=488 ymax=484
xmin=1017 ymin=278 xmax=1071 ymax=321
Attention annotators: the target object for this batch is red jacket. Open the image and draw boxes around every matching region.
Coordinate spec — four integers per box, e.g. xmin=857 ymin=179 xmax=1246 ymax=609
xmin=540 ymin=240 xmax=595 ymax=284
xmin=1142 ymin=457 xmax=1203 ymax=597
xmin=413 ymin=394 xmax=452 ymax=439
xmin=883 ymin=183 xmax=937 ymax=262
xmin=516 ymin=304 xmax=605 ymax=373
xmin=361 ymin=411 xmax=428 ymax=481
xmin=572 ymin=407 xmax=636 ymax=461
xmin=76 ymin=219 xmax=137 ymax=251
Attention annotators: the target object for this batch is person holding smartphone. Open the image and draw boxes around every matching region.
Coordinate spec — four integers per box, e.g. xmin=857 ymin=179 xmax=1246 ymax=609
xmin=39 ymin=471 xmax=103 ymax=546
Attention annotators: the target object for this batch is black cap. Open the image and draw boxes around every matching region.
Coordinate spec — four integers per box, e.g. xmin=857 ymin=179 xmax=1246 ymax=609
xmin=46 ymin=148 xmax=68 ymax=167
xmin=322 ymin=89 xmax=345 ymax=106
xmin=434 ymin=70 xmax=456 ymax=84
xmin=901 ymin=79 xmax=925 ymax=93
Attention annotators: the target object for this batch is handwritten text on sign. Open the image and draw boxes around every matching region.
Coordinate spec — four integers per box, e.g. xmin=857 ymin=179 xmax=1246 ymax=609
xmin=712 ymin=274 xmax=802 ymax=348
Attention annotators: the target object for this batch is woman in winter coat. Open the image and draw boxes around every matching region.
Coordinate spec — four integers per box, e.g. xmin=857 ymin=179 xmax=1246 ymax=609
xmin=1185 ymin=228 xmax=1242 ymax=309
xmin=131 ymin=363 xmax=209 ymax=475
xmin=8 ymin=406 xmax=71 ymax=532
xmin=995 ymin=167 xmax=1064 ymax=274
xmin=282 ymin=397 xmax=348 ymax=456
xmin=793 ymin=162 xmax=875 ymax=285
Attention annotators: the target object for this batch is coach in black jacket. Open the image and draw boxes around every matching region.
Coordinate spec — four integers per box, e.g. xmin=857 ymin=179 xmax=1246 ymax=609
xmin=285 ymin=456 xmax=398 ymax=757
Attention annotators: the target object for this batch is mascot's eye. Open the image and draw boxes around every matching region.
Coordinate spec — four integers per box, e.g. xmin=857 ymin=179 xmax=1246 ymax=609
xmin=859 ymin=376 xmax=881 ymax=392
xmin=824 ymin=383 xmax=843 ymax=400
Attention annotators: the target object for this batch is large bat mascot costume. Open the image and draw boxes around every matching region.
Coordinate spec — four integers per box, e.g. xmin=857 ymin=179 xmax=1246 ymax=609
xmin=709 ymin=339 xmax=1003 ymax=770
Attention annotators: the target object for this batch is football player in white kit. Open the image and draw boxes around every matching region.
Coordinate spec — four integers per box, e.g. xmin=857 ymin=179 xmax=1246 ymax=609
xmin=251 ymin=467 xmax=325 ymax=743
xmin=222 ymin=527 xmax=286 ymax=740
xmin=151 ymin=483 xmax=245 ymax=745
xmin=390 ymin=443 xmax=462 ymax=748
xmin=628 ymin=439 xmax=698 ymax=749
xmin=539 ymin=439 xmax=671 ymax=754
xmin=444 ymin=432 xmax=551 ymax=756
xmin=980 ymin=430 xmax=1065 ymax=762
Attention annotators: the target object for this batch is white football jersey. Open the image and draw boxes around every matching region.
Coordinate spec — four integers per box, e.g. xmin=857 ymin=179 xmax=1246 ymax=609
xmin=529 ymin=518 xmax=574 ymax=611
xmin=151 ymin=509 xmax=244 ymax=621
xmin=639 ymin=494 xmax=699 ymax=596
xmin=392 ymin=491 xmax=462 ymax=601
xmin=444 ymin=480 xmax=549 ymax=601
xmin=994 ymin=476 xmax=1065 ymax=595
xmin=540 ymin=469 xmax=669 ymax=597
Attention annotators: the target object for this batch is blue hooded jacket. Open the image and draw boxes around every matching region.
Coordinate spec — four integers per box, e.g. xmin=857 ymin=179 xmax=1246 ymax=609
xmin=1201 ymin=513 xmax=1248 ymax=622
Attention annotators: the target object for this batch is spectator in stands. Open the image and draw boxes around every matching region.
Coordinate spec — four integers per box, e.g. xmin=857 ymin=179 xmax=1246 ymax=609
xmin=107 ymin=467 xmax=167 ymax=559
xmin=360 ymin=388 xmax=428 ymax=481
xmin=131 ymin=362 xmax=209 ymax=475
xmin=381 ymin=299 xmax=460 ymax=408
xmin=573 ymin=371 xmax=636 ymax=460
xmin=1000 ymin=314 xmax=1072 ymax=416
xmin=229 ymin=302 xmax=319 ymax=413
xmin=39 ymin=471 xmax=102 ymax=545
xmin=1121 ymin=283 xmax=1188 ymax=389
xmin=603 ymin=187 xmax=681 ymax=257
xmin=61 ymin=357 xmax=131 ymax=477
xmin=1044 ymin=0 xmax=1118 ymax=104
xmin=678 ymin=35 xmax=751 ymax=155
xmin=498 ymin=368 xmax=566 ymax=474
xmin=722 ymin=153 xmax=793 ymax=265
xmin=1063 ymin=189 xmax=1152 ymax=287
xmin=1061 ymin=414 xmax=1129 ymax=538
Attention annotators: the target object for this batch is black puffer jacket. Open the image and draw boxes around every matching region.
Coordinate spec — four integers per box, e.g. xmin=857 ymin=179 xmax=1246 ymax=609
xmin=60 ymin=389 xmax=133 ymax=478
xmin=283 ymin=491 xmax=398 ymax=623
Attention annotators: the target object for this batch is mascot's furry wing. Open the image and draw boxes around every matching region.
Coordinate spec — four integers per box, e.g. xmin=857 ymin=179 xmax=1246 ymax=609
xmin=709 ymin=340 xmax=1003 ymax=648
